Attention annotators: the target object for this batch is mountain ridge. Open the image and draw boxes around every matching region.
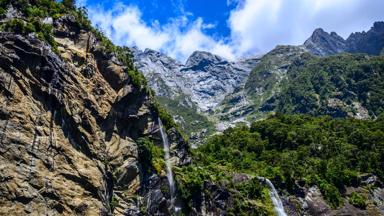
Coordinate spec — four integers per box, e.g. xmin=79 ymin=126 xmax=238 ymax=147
xmin=304 ymin=21 xmax=384 ymax=56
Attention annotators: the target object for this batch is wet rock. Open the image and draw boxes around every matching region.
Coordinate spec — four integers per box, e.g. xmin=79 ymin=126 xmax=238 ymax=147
xmin=304 ymin=186 xmax=331 ymax=216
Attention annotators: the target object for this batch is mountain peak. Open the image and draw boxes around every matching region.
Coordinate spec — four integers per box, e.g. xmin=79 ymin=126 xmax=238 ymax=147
xmin=373 ymin=21 xmax=384 ymax=30
xmin=305 ymin=21 xmax=384 ymax=56
xmin=185 ymin=51 xmax=227 ymax=69
xmin=304 ymin=28 xmax=346 ymax=56
xmin=312 ymin=28 xmax=326 ymax=35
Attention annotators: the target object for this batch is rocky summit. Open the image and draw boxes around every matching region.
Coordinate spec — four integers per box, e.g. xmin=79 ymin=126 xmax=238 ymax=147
xmin=133 ymin=49 xmax=260 ymax=113
xmin=304 ymin=21 xmax=384 ymax=56
xmin=132 ymin=47 xmax=260 ymax=140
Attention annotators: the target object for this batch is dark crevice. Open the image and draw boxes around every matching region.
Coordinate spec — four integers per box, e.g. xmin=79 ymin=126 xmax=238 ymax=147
xmin=60 ymin=173 xmax=100 ymax=200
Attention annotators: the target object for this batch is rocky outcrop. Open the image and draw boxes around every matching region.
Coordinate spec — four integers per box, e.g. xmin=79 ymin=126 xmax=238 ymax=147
xmin=133 ymin=48 xmax=260 ymax=113
xmin=304 ymin=21 xmax=384 ymax=56
xmin=0 ymin=13 xmax=189 ymax=216
xmin=304 ymin=28 xmax=346 ymax=56
xmin=282 ymin=174 xmax=384 ymax=216
xmin=214 ymin=45 xmax=307 ymax=128
xmin=132 ymin=48 xmax=260 ymax=138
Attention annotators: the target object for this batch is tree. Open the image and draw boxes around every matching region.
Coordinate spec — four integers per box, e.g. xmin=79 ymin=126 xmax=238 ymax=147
xmin=62 ymin=0 xmax=75 ymax=8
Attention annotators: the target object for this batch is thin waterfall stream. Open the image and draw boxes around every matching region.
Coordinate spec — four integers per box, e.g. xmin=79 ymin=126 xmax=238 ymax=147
xmin=158 ymin=118 xmax=180 ymax=212
xmin=257 ymin=177 xmax=287 ymax=216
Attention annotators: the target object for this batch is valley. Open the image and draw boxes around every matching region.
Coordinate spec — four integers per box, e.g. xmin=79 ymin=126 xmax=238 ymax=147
xmin=0 ymin=1 xmax=383 ymax=215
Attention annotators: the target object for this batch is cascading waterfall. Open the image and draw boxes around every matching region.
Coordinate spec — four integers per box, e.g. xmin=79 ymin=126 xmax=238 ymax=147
xmin=258 ymin=177 xmax=287 ymax=216
xmin=158 ymin=118 xmax=178 ymax=212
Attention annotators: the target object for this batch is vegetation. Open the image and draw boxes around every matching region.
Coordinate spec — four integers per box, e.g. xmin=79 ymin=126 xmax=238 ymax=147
xmin=175 ymin=164 xmax=275 ymax=215
xmin=276 ymin=54 xmax=384 ymax=117
xmin=0 ymin=0 xmax=90 ymax=52
xmin=151 ymin=99 xmax=189 ymax=142
xmin=137 ymin=137 xmax=165 ymax=175
xmin=348 ymin=192 xmax=367 ymax=209
xmin=1 ymin=18 xmax=58 ymax=51
xmin=175 ymin=114 xmax=384 ymax=211
xmin=0 ymin=0 xmax=176 ymax=122
xmin=109 ymin=195 xmax=119 ymax=211
xmin=157 ymin=96 xmax=215 ymax=139
xmin=245 ymin=51 xmax=384 ymax=119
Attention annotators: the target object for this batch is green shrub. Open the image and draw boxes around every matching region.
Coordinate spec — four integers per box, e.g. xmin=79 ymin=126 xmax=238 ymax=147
xmin=26 ymin=6 xmax=47 ymax=17
xmin=319 ymin=181 xmax=342 ymax=208
xmin=136 ymin=137 xmax=164 ymax=175
xmin=175 ymin=166 xmax=211 ymax=206
xmin=127 ymin=69 xmax=147 ymax=89
xmin=235 ymin=178 xmax=263 ymax=199
xmin=0 ymin=7 xmax=5 ymax=16
xmin=109 ymin=195 xmax=119 ymax=211
xmin=349 ymin=192 xmax=366 ymax=209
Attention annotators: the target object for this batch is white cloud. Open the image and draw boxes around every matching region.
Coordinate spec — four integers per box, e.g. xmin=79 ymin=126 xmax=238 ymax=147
xmin=228 ymin=0 xmax=384 ymax=56
xmin=87 ymin=3 xmax=233 ymax=62
xmin=86 ymin=0 xmax=384 ymax=62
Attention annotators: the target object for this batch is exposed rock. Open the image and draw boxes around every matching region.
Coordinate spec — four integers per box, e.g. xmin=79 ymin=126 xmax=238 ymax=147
xmin=347 ymin=21 xmax=384 ymax=55
xmin=304 ymin=28 xmax=347 ymax=56
xmin=303 ymin=186 xmax=331 ymax=215
xmin=0 ymin=11 xmax=189 ymax=216
xmin=215 ymin=45 xmax=307 ymax=128
xmin=304 ymin=22 xmax=384 ymax=56
xmin=133 ymin=48 xmax=260 ymax=113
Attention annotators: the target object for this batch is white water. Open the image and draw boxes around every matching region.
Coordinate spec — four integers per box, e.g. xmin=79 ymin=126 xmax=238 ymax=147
xmin=258 ymin=177 xmax=287 ymax=216
xmin=158 ymin=118 xmax=177 ymax=211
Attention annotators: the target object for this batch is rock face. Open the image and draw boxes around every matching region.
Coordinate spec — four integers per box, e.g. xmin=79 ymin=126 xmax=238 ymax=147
xmin=215 ymin=45 xmax=307 ymax=127
xmin=304 ymin=28 xmax=347 ymax=56
xmin=133 ymin=49 xmax=260 ymax=113
xmin=134 ymin=22 xmax=384 ymax=134
xmin=304 ymin=22 xmax=384 ymax=56
xmin=132 ymin=48 xmax=260 ymax=137
xmin=283 ymin=175 xmax=384 ymax=216
xmin=0 ymin=13 xmax=189 ymax=216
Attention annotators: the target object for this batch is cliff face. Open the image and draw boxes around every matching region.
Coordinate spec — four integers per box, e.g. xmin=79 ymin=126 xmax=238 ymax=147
xmin=303 ymin=28 xmax=346 ymax=56
xmin=304 ymin=22 xmax=384 ymax=56
xmin=133 ymin=49 xmax=260 ymax=113
xmin=0 ymin=10 xmax=189 ymax=216
xmin=132 ymin=48 xmax=260 ymax=139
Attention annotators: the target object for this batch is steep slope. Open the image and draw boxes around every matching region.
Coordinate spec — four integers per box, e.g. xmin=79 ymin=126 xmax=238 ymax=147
xmin=304 ymin=21 xmax=384 ymax=56
xmin=224 ymin=22 xmax=384 ymax=124
xmin=132 ymin=48 xmax=260 ymax=139
xmin=0 ymin=1 xmax=189 ymax=215
xmin=347 ymin=21 xmax=384 ymax=55
xmin=273 ymin=54 xmax=384 ymax=118
xmin=236 ymin=48 xmax=384 ymax=121
xmin=304 ymin=28 xmax=347 ymax=56
xmin=132 ymin=48 xmax=215 ymax=143
xmin=216 ymin=45 xmax=307 ymax=127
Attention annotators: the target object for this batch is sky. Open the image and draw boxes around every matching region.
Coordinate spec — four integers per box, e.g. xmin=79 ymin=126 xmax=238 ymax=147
xmin=77 ymin=0 xmax=384 ymax=62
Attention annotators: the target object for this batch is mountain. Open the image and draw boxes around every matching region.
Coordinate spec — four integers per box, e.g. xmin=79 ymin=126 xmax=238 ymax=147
xmin=134 ymin=22 xmax=384 ymax=137
xmin=1 ymin=1 xmax=384 ymax=215
xmin=210 ymin=45 xmax=306 ymax=130
xmin=304 ymin=21 xmax=384 ymax=56
xmin=133 ymin=49 xmax=260 ymax=112
xmin=132 ymin=47 xmax=260 ymax=140
xmin=304 ymin=28 xmax=347 ymax=56
xmin=217 ymin=22 xmax=384 ymax=126
xmin=0 ymin=1 xmax=190 ymax=215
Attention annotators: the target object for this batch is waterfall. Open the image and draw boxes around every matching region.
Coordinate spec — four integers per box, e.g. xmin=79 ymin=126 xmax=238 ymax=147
xmin=158 ymin=118 xmax=177 ymax=211
xmin=258 ymin=177 xmax=287 ymax=216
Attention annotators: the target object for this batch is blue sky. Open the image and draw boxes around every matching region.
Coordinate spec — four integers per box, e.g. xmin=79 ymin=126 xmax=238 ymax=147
xmin=78 ymin=0 xmax=384 ymax=62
